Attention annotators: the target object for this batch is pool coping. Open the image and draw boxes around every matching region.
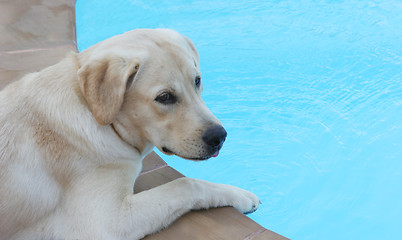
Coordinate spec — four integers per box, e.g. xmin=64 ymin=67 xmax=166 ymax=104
xmin=0 ymin=1 xmax=288 ymax=239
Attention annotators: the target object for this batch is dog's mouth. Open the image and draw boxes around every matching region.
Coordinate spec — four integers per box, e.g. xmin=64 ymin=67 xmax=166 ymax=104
xmin=161 ymin=147 xmax=220 ymax=161
xmin=162 ymin=147 xmax=174 ymax=155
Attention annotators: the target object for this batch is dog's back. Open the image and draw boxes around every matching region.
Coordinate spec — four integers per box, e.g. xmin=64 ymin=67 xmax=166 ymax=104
xmin=0 ymin=55 xmax=81 ymax=239
xmin=0 ymin=51 xmax=142 ymax=239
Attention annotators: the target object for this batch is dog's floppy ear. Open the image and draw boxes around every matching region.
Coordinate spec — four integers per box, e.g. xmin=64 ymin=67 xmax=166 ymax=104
xmin=78 ymin=56 xmax=140 ymax=125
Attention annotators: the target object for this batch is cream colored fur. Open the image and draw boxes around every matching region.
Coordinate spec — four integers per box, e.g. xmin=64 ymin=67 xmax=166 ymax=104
xmin=0 ymin=29 xmax=259 ymax=240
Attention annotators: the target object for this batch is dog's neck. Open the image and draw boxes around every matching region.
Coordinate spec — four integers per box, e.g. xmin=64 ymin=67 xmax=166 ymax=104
xmin=109 ymin=119 xmax=154 ymax=160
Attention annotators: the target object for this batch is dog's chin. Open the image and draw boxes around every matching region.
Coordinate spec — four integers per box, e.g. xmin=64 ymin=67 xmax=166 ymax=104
xmin=161 ymin=147 xmax=212 ymax=161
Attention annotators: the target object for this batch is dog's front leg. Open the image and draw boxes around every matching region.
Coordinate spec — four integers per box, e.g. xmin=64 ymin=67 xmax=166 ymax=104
xmin=117 ymin=177 xmax=260 ymax=239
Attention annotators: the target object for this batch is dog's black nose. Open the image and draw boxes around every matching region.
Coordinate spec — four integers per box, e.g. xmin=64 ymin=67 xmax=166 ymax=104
xmin=202 ymin=125 xmax=227 ymax=148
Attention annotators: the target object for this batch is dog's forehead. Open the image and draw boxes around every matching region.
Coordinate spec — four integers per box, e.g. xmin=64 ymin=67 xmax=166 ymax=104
xmin=136 ymin=34 xmax=200 ymax=76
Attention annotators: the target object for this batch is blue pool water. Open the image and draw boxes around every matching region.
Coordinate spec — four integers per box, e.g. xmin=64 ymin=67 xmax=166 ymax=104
xmin=76 ymin=1 xmax=402 ymax=239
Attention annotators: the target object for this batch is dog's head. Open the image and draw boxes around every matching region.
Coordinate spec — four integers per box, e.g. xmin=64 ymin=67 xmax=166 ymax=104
xmin=77 ymin=29 xmax=226 ymax=160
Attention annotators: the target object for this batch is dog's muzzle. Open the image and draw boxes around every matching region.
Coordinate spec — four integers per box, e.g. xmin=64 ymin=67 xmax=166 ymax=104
xmin=161 ymin=125 xmax=227 ymax=160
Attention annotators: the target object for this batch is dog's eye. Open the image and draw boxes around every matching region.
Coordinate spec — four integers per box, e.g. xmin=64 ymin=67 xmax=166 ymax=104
xmin=195 ymin=76 xmax=201 ymax=88
xmin=155 ymin=92 xmax=177 ymax=104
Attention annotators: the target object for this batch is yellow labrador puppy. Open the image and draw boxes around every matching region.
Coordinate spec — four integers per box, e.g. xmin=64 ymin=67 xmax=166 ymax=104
xmin=0 ymin=29 xmax=259 ymax=240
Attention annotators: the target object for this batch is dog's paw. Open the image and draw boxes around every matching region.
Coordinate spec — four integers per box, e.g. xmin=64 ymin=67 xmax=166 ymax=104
xmin=221 ymin=185 xmax=260 ymax=215
xmin=189 ymin=179 xmax=260 ymax=214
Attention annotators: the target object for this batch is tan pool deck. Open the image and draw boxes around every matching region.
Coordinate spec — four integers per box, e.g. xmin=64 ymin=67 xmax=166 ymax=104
xmin=0 ymin=1 xmax=288 ymax=239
